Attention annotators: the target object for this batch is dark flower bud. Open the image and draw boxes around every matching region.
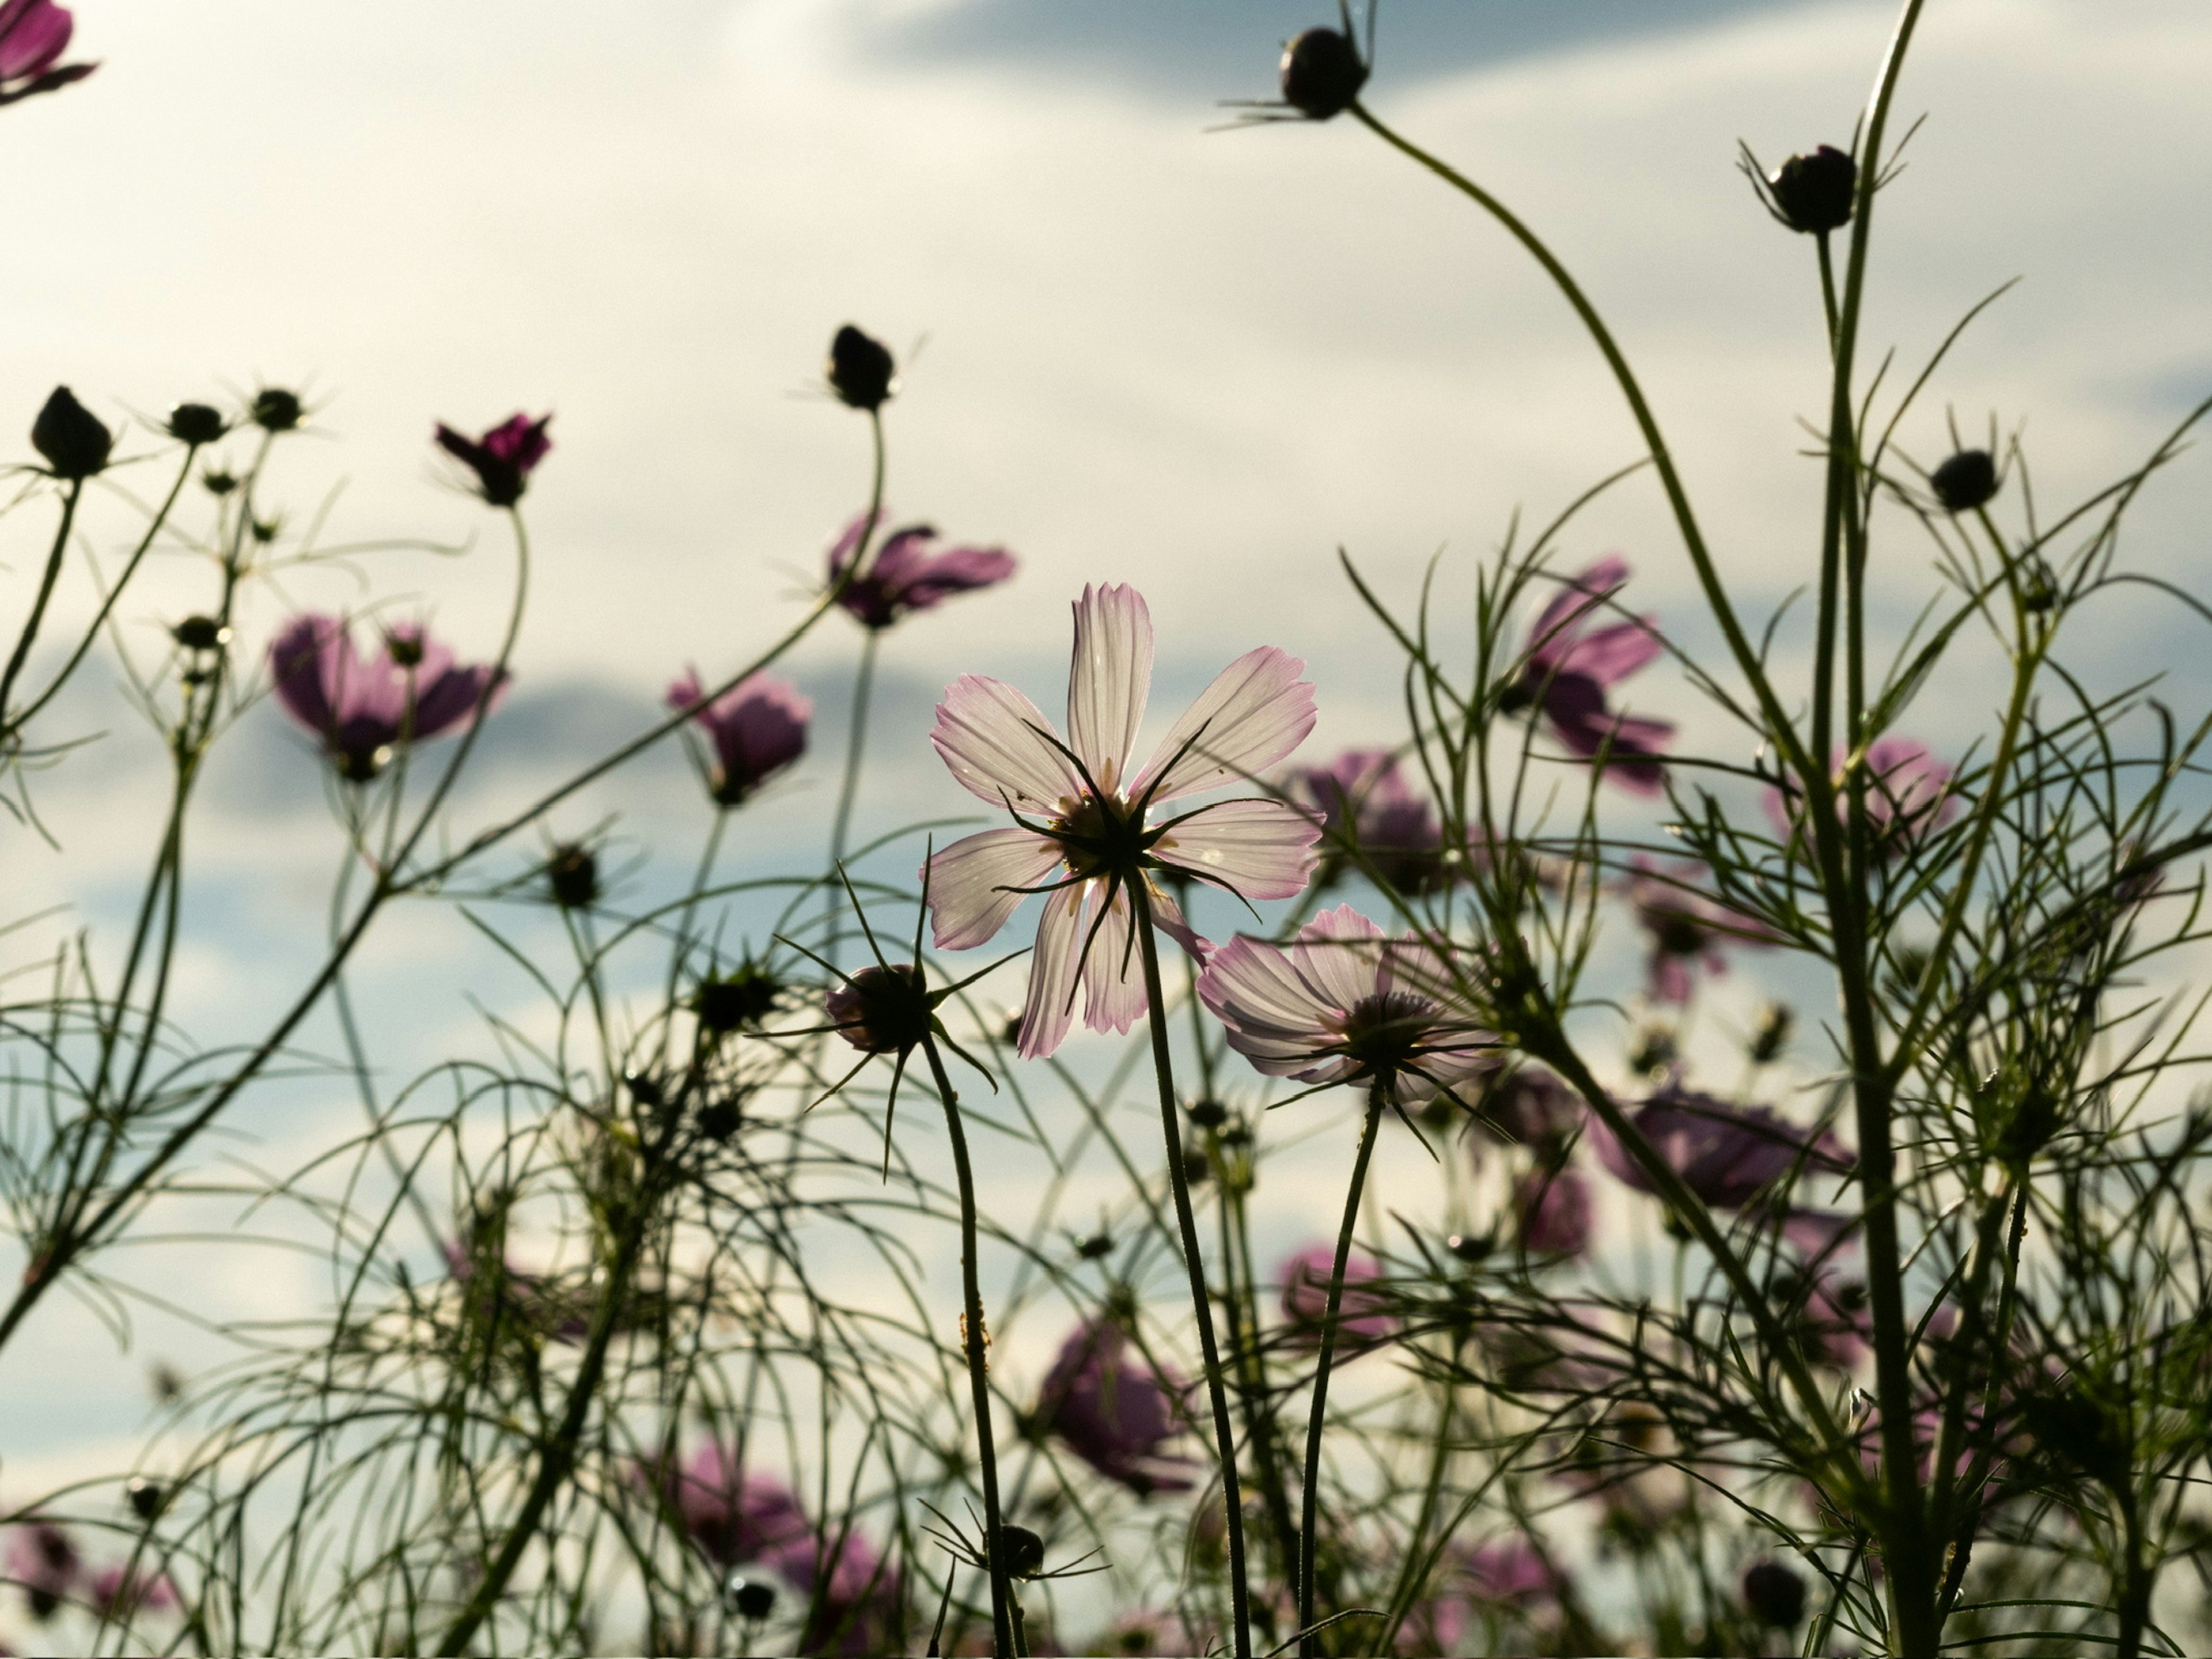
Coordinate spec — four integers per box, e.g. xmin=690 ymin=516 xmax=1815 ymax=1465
xmin=827 ymin=324 xmax=895 ymax=411
xmin=1741 ymin=1559 xmax=1806 ymax=1628
xmin=1749 ymin=1002 xmax=1794 ymax=1065
xmin=251 ymin=516 xmax=281 ymax=544
xmin=1448 ymin=1230 xmax=1493 ymax=1264
xmin=624 ymin=1070 xmax=664 ymax=1109
xmin=1180 ymin=1142 xmax=1211 ymax=1184
xmin=384 ymin=631 xmax=425 ymax=668
xmin=166 ymin=403 xmax=228 ymax=446
xmin=693 ymin=964 xmax=781 ymax=1033
xmin=1630 ymin=1024 xmax=1677 ymax=1076
xmin=696 ymin=1099 xmax=741 ymax=1142
xmin=251 ymin=388 xmax=303 ymax=432
xmin=1186 ymin=1097 xmax=1228 ymax=1130
xmin=997 ymin=1523 xmax=1046 ymax=1580
xmin=32 ymin=385 xmax=112 ymax=479
xmin=1931 ymin=449 xmax=1999 ymax=513
xmin=728 ymin=1575 xmax=777 ymax=1620
xmin=1076 ymin=1232 xmax=1113 ymax=1260
xmin=827 ymin=963 xmax=933 ymax=1055
xmin=1996 ymin=1085 xmax=2060 ymax=1168
xmin=1279 ymin=26 xmax=1367 ymax=120
xmin=547 ymin=843 xmax=599 ymax=908
xmin=202 ymin=468 xmax=237 ymax=497
xmin=1766 ymin=145 xmax=1855 ymax=234
xmin=126 ymin=1478 xmax=166 ymax=1520
xmin=171 ymin=615 xmax=229 ymax=653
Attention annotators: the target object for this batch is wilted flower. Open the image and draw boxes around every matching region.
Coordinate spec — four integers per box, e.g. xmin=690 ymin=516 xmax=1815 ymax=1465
xmin=6 ymin=1521 xmax=78 ymax=1618
xmin=1288 ymin=748 xmax=1448 ymax=894
xmin=1766 ymin=737 xmax=1959 ymax=857
xmin=1279 ymin=26 xmax=1366 ymax=119
xmin=825 ymin=512 xmax=1014 ymax=630
xmin=1279 ymin=1244 xmax=1396 ymax=1343
xmin=1033 ymin=1318 xmax=1196 ymax=1495
xmin=435 ymin=412 xmax=551 ymax=507
xmin=1931 ymin=448 xmax=1999 ymax=513
xmin=1516 ymin=1166 xmax=1592 ymax=1258
xmin=1625 ymin=857 xmax=1779 ymax=1004
xmin=88 ymin=1563 xmax=178 ymax=1620
xmin=1760 ymin=145 xmax=1856 ymax=234
xmin=667 ymin=669 xmax=810 ymax=806
xmin=925 ymin=583 xmax=1319 ymax=1058
xmin=1506 ymin=556 xmax=1673 ymax=794
xmin=269 ymin=614 xmax=507 ymax=782
xmin=30 ymin=385 xmax=111 ymax=479
xmin=1741 ymin=1558 xmax=1807 ymax=1628
xmin=826 ymin=324 xmax=895 ymax=412
xmin=1589 ymin=1085 xmax=1851 ymax=1213
xmin=0 ymin=0 xmax=93 ymax=105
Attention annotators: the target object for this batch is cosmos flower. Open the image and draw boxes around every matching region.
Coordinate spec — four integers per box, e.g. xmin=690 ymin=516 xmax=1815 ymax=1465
xmin=1588 ymin=1085 xmax=1851 ymax=1213
xmin=1287 ymin=748 xmax=1448 ymax=895
xmin=88 ymin=1564 xmax=177 ymax=1621
xmin=1766 ymin=736 xmax=1960 ymax=858
xmin=661 ymin=1446 xmax=812 ymax=1568
xmin=667 ymin=669 xmax=810 ymax=806
xmin=1475 ymin=1067 xmax=1585 ymax=1154
xmin=1278 ymin=1244 xmax=1396 ymax=1344
xmin=433 ymin=413 xmax=551 ymax=507
xmin=1462 ymin=1540 xmax=1564 ymax=1607
xmin=1033 ymin=1318 xmax=1196 ymax=1496
xmin=0 ymin=1 xmax=93 ymax=105
xmin=1508 ymin=555 xmax=1673 ymax=794
xmin=5 ymin=1521 xmax=78 ymax=1619
xmin=925 ymin=582 xmax=1319 ymax=1058
xmin=825 ymin=511 xmax=1014 ymax=630
xmin=1624 ymin=857 xmax=1781 ymax=1005
xmin=269 ymin=615 xmax=507 ymax=783
xmin=1516 ymin=1166 xmax=1593 ymax=1258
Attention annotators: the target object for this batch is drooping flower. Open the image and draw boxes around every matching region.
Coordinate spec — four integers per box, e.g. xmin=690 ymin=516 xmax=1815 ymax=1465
xmin=88 ymin=1564 xmax=177 ymax=1621
xmin=1033 ymin=1318 xmax=1196 ymax=1496
xmin=1288 ymin=748 xmax=1448 ymax=895
xmin=825 ymin=511 xmax=1014 ymax=631
xmin=661 ymin=1445 xmax=812 ymax=1568
xmin=667 ymin=669 xmax=810 ymax=806
xmin=269 ymin=614 xmax=507 ymax=782
xmin=434 ymin=413 xmax=551 ymax=507
xmin=1515 ymin=1166 xmax=1593 ymax=1258
xmin=0 ymin=1 xmax=93 ymax=105
xmin=1198 ymin=905 xmax=1495 ymax=1103
xmin=1506 ymin=556 xmax=1673 ymax=794
xmin=1625 ymin=857 xmax=1780 ymax=1004
xmin=925 ymin=583 xmax=1320 ymax=1059
xmin=5 ymin=1521 xmax=78 ymax=1619
xmin=1588 ymin=1085 xmax=1851 ymax=1213
xmin=1278 ymin=1244 xmax=1396 ymax=1344
xmin=1766 ymin=737 xmax=1959 ymax=859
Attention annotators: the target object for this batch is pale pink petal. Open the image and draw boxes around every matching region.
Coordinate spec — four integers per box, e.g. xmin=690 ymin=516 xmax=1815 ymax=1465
xmin=1080 ymin=883 xmax=1147 ymax=1036
xmin=1197 ymin=937 xmax=1342 ymax=1075
xmin=1066 ymin=583 xmax=1152 ymax=794
xmin=1131 ymin=646 xmax=1316 ymax=804
xmin=1527 ymin=555 xmax=1628 ymax=664
xmin=1288 ymin=904 xmax=1388 ymax=1014
xmin=1555 ymin=618 xmax=1661 ymax=686
xmin=1017 ymin=884 xmax=1089 ymax=1059
xmin=1145 ymin=880 xmax=1213 ymax=961
xmin=932 ymin=675 xmax=1085 ymax=815
xmin=925 ymin=827 xmax=1066 ymax=951
xmin=1153 ymin=798 xmax=1319 ymax=902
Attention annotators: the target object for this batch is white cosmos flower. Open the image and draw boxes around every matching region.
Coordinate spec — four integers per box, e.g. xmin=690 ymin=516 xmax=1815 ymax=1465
xmin=925 ymin=583 xmax=1321 ymax=1059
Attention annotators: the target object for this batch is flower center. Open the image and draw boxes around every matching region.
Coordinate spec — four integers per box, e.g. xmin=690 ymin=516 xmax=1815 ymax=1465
xmin=1052 ymin=791 xmax=1160 ymax=880
xmin=1336 ymin=991 xmax=1443 ymax=1081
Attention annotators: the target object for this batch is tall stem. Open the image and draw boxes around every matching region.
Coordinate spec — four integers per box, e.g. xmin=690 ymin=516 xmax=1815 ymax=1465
xmin=824 ymin=628 xmax=882 ymax=964
xmin=919 ymin=1033 xmax=1016 ymax=1658
xmin=1128 ymin=880 xmax=1251 ymax=1659
xmin=1297 ymin=1082 xmax=1384 ymax=1655
xmin=0 ymin=478 xmax=84 ymax=728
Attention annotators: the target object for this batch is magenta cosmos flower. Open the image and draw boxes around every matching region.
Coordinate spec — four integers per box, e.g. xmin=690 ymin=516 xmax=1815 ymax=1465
xmin=1588 ymin=1085 xmax=1851 ymax=1213
xmin=1516 ymin=1165 xmax=1592 ymax=1257
xmin=1034 ymin=1317 xmax=1197 ymax=1495
xmin=434 ymin=413 xmax=551 ymax=507
xmin=0 ymin=1 xmax=92 ymax=105
xmin=1507 ymin=555 xmax=1673 ymax=794
xmin=667 ymin=669 xmax=810 ymax=806
xmin=270 ymin=615 xmax=507 ymax=782
xmin=1766 ymin=736 xmax=1959 ymax=857
xmin=825 ymin=510 xmax=1014 ymax=630
xmin=1626 ymin=857 xmax=1780 ymax=1004
xmin=925 ymin=582 xmax=1320 ymax=1058
xmin=1279 ymin=1244 xmax=1396 ymax=1343
xmin=661 ymin=1445 xmax=812 ymax=1567
xmin=1198 ymin=905 xmax=1495 ymax=1103
xmin=88 ymin=1563 xmax=177 ymax=1621
xmin=1287 ymin=747 xmax=1448 ymax=895
xmin=6 ymin=1520 xmax=78 ymax=1618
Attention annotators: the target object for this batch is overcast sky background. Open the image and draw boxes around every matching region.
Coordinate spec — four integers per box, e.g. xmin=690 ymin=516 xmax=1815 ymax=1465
xmin=3 ymin=0 xmax=2211 ymax=1609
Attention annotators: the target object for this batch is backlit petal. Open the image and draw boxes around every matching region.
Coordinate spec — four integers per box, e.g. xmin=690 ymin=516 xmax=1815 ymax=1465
xmin=1017 ymin=884 xmax=1088 ymax=1059
xmin=933 ymin=675 xmax=1084 ymax=814
xmin=926 ymin=827 xmax=1065 ymax=952
xmin=1288 ymin=904 xmax=1388 ymax=1014
xmin=1153 ymin=798 xmax=1319 ymax=902
xmin=1066 ymin=583 xmax=1152 ymax=793
xmin=1132 ymin=646 xmax=1316 ymax=804
xmin=1080 ymin=882 xmax=1146 ymax=1036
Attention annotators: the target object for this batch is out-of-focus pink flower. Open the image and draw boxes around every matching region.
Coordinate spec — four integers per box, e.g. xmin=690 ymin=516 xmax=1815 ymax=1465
xmin=270 ymin=614 xmax=507 ymax=782
xmin=1198 ymin=905 xmax=1495 ymax=1102
xmin=1101 ymin=1608 xmax=1195 ymax=1657
xmin=925 ymin=584 xmax=1319 ymax=1058
xmin=1288 ymin=748 xmax=1448 ymax=895
xmin=1589 ymin=1085 xmax=1851 ymax=1212
xmin=1766 ymin=737 xmax=1959 ymax=857
xmin=0 ymin=1 xmax=93 ymax=104
xmin=1461 ymin=1539 xmax=1563 ymax=1606
xmin=1796 ymin=1267 xmax=1869 ymax=1369
xmin=1516 ymin=1166 xmax=1592 ymax=1257
xmin=781 ymin=1528 xmax=903 ymax=1658
xmin=1478 ymin=1067 xmax=1584 ymax=1154
xmin=661 ymin=1445 xmax=812 ymax=1567
xmin=667 ymin=669 xmax=810 ymax=806
xmin=1510 ymin=556 xmax=1673 ymax=794
xmin=1278 ymin=1243 xmax=1396 ymax=1344
xmin=825 ymin=511 xmax=1014 ymax=630
xmin=88 ymin=1563 xmax=177 ymax=1620
xmin=1625 ymin=857 xmax=1780 ymax=1004
xmin=1033 ymin=1318 xmax=1196 ymax=1496
xmin=5 ymin=1521 xmax=78 ymax=1618
xmin=433 ymin=413 xmax=551 ymax=508
xmin=442 ymin=1241 xmax=587 ymax=1344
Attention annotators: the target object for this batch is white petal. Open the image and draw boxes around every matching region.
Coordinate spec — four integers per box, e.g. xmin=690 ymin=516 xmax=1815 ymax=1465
xmin=925 ymin=828 xmax=1066 ymax=952
xmin=1145 ymin=880 xmax=1213 ymax=961
xmin=1131 ymin=646 xmax=1315 ymax=804
xmin=1066 ymin=583 xmax=1152 ymax=794
xmin=1080 ymin=882 xmax=1147 ymax=1036
xmin=1152 ymin=798 xmax=1320 ymax=902
xmin=932 ymin=675 xmax=1084 ymax=815
xmin=1198 ymin=935 xmax=1338 ymax=1060
xmin=1289 ymin=904 xmax=1388 ymax=1014
xmin=1017 ymin=884 xmax=1089 ymax=1059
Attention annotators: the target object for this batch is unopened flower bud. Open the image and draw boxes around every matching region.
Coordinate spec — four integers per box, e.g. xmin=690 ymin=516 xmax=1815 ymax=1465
xmin=1448 ymin=1230 xmax=1493 ymax=1264
xmin=1186 ymin=1097 xmax=1228 ymax=1130
xmin=1076 ymin=1232 xmax=1113 ymax=1260
xmin=171 ymin=615 xmax=229 ymax=653
xmin=32 ymin=385 xmax=112 ymax=479
xmin=1766 ymin=145 xmax=1855 ymax=234
xmin=997 ymin=1523 xmax=1046 ymax=1580
xmin=166 ymin=403 xmax=228 ymax=446
xmin=625 ymin=1070 xmax=665 ymax=1109
xmin=827 ymin=963 xmax=932 ymax=1054
xmin=202 ymin=468 xmax=237 ymax=497
xmin=126 ymin=1478 xmax=166 ymax=1520
xmin=696 ymin=1099 xmax=741 ymax=1142
xmin=728 ymin=1576 xmax=777 ymax=1620
xmin=693 ymin=964 xmax=781 ymax=1034
xmin=384 ymin=630 xmax=426 ymax=668
xmin=1279 ymin=26 xmax=1367 ymax=119
xmin=1749 ymin=1002 xmax=1794 ymax=1065
xmin=1931 ymin=449 xmax=1999 ymax=513
xmin=827 ymin=324 xmax=895 ymax=411
xmin=547 ymin=843 xmax=599 ymax=908
xmin=1742 ymin=1559 xmax=1806 ymax=1627
xmin=251 ymin=388 xmax=303 ymax=433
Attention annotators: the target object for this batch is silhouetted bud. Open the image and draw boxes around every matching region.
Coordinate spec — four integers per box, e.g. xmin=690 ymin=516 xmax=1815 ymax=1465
xmin=625 ymin=1070 xmax=665 ymax=1108
xmin=251 ymin=516 xmax=281 ymax=544
xmin=547 ymin=843 xmax=598 ymax=908
xmin=1741 ymin=1559 xmax=1806 ymax=1628
xmin=1279 ymin=26 xmax=1366 ymax=120
xmin=1997 ymin=1085 xmax=2060 ymax=1168
xmin=383 ymin=630 xmax=425 ymax=668
xmin=692 ymin=964 xmax=781 ymax=1034
xmin=1630 ymin=1024 xmax=1677 ymax=1076
xmin=1448 ymin=1230 xmax=1493 ymax=1264
xmin=202 ymin=468 xmax=237 ymax=497
xmin=171 ymin=615 xmax=229 ymax=653
xmin=1749 ymin=1002 xmax=1794 ymax=1065
xmin=32 ymin=385 xmax=112 ymax=479
xmin=826 ymin=324 xmax=895 ymax=411
xmin=827 ymin=963 xmax=933 ymax=1055
xmin=1766 ymin=145 xmax=1855 ymax=234
xmin=251 ymin=388 xmax=302 ymax=432
xmin=997 ymin=1524 xmax=1046 ymax=1580
xmin=696 ymin=1099 xmax=741 ymax=1142
xmin=1931 ymin=449 xmax=1999 ymax=513
xmin=728 ymin=1575 xmax=777 ymax=1620
xmin=1180 ymin=1143 xmax=1211 ymax=1184
xmin=166 ymin=403 xmax=227 ymax=446
xmin=126 ymin=1478 xmax=165 ymax=1521
xmin=1186 ymin=1097 xmax=1228 ymax=1130
xmin=1076 ymin=1232 xmax=1113 ymax=1260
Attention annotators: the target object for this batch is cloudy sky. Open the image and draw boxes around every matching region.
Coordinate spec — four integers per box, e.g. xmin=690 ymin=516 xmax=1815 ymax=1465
xmin=4 ymin=0 xmax=2211 ymax=1564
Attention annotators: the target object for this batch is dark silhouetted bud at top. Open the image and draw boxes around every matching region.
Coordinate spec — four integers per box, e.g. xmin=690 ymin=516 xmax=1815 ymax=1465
xmin=547 ymin=843 xmax=599 ymax=908
xmin=32 ymin=385 xmax=112 ymax=479
xmin=166 ymin=402 xmax=227 ymax=446
xmin=827 ymin=324 xmax=895 ymax=411
xmin=1742 ymin=1559 xmax=1806 ymax=1628
xmin=1749 ymin=1001 xmax=1794 ymax=1065
xmin=625 ymin=1070 xmax=665 ymax=1109
xmin=728 ymin=1575 xmax=777 ymax=1620
xmin=1279 ymin=26 xmax=1366 ymax=120
xmin=251 ymin=388 xmax=303 ymax=432
xmin=1766 ymin=145 xmax=1856 ymax=234
xmin=1931 ymin=448 xmax=1999 ymax=513
xmin=170 ymin=615 xmax=229 ymax=653
xmin=126 ymin=1478 xmax=165 ymax=1520
xmin=997 ymin=1523 xmax=1046 ymax=1580
xmin=827 ymin=962 xmax=933 ymax=1055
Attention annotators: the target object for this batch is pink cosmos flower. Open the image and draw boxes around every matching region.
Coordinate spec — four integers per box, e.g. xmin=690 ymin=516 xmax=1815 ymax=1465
xmin=433 ymin=413 xmax=551 ymax=508
xmin=1462 ymin=1539 xmax=1563 ymax=1606
xmin=6 ymin=1521 xmax=78 ymax=1618
xmin=787 ymin=1529 xmax=902 ymax=1658
xmin=1509 ymin=555 xmax=1673 ymax=794
xmin=1515 ymin=1166 xmax=1593 ymax=1257
xmin=270 ymin=614 xmax=507 ymax=782
xmin=1476 ymin=1067 xmax=1584 ymax=1154
xmin=0 ymin=1 xmax=92 ymax=105
xmin=1287 ymin=748 xmax=1448 ymax=894
xmin=925 ymin=583 xmax=1320 ymax=1059
xmin=667 ymin=669 xmax=810 ymax=806
xmin=825 ymin=510 xmax=1015 ymax=630
xmin=1765 ymin=736 xmax=1959 ymax=857
xmin=1279 ymin=1243 xmax=1396 ymax=1343
xmin=1033 ymin=1318 xmax=1196 ymax=1496
xmin=88 ymin=1563 xmax=177 ymax=1620
xmin=661 ymin=1445 xmax=812 ymax=1567
xmin=1588 ymin=1085 xmax=1851 ymax=1212
xmin=1625 ymin=857 xmax=1781 ymax=1004
xmin=1197 ymin=905 xmax=1495 ymax=1102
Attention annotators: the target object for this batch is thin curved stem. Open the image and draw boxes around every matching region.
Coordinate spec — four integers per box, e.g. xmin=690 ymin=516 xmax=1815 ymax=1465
xmin=0 ymin=477 xmax=84 ymax=729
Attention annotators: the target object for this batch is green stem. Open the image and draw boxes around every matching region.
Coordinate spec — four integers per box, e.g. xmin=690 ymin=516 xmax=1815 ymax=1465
xmin=0 ymin=478 xmax=84 ymax=728
xmin=824 ymin=627 xmax=882 ymax=964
